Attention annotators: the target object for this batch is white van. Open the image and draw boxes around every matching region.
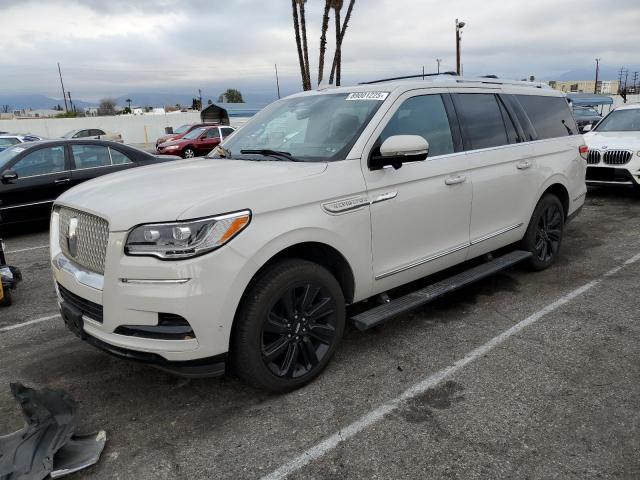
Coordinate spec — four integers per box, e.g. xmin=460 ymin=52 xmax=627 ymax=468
xmin=51 ymin=75 xmax=587 ymax=392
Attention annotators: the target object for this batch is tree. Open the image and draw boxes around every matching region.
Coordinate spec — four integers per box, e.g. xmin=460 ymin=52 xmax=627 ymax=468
xmin=217 ymin=89 xmax=244 ymax=103
xmin=1 ymin=104 xmax=11 ymax=114
xmin=97 ymin=98 xmax=116 ymax=116
xmin=191 ymin=98 xmax=202 ymax=110
xmin=318 ymin=0 xmax=331 ymax=85
xmin=291 ymin=0 xmax=311 ymax=90
xmin=329 ymin=0 xmax=356 ymax=86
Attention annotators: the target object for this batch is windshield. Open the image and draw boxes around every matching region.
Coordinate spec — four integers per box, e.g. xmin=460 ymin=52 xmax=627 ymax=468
xmin=595 ymin=109 xmax=640 ymax=132
xmin=174 ymin=124 xmax=190 ymax=134
xmin=214 ymin=92 xmax=385 ymax=162
xmin=573 ymin=107 xmax=600 ymax=117
xmin=0 ymin=138 xmax=20 ymax=148
xmin=183 ymin=127 xmax=206 ymax=140
xmin=0 ymin=145 xmax=26 ymax=171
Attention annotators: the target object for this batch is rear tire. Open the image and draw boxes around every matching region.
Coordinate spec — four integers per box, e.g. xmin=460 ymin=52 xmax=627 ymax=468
xmin=183 ymin=147 xmax=195 ymax=158
xmin=231 ymin=259 xmax=345 ymax=393
xmin=521 ymin=194 xmax=565 ymax=271
xmin=0 ymin=289 xmax=12 ymax=307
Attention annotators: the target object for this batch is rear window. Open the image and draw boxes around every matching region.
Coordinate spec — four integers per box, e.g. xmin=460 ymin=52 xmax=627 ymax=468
xmin=516 ymin=95 xmax=577 ymax=139
xmin=453 ymin=94 xmax=509 ymax=150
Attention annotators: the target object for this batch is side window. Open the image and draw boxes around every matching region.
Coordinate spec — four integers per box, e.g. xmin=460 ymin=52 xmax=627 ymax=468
xmin=205 ymin=128 xmax=220 ymax=139
xmin=221 ymin=127 xmax=235 ymax=138
xmin=515 ymin=95 xmax=577 ymax=139
xmin=497 ymin=99 xmax=520 ymax=144
xmin=454 ymin=94 xmax=509 ymax=150
xmin=72 ymin=131 xmax=85 ymax=138
xmin=71 ymin=145 xmax=111 ymax=169
xmin=89 ymin=129 xmax=104 ymax=137
xmin=109 ymin=148 xmax=132 ymax=165
xmin=379 ymin=94 xmax=454 ymax=157
xmin=12 ymin=146 xmax=66 ymax=177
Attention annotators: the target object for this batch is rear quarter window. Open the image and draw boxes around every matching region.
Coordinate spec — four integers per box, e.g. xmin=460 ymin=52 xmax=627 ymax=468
xmin=515 ymin=95 xmax=577 ymax=139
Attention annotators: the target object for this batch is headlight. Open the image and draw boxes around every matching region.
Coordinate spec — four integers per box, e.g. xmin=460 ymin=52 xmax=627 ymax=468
xmin=125 ymin=210 xmax=251 ymax=259
xmin=164 ymin=144 xmax=179 ymax=149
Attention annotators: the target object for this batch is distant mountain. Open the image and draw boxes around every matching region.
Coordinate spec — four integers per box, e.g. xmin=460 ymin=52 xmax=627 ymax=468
xmin=553 ymin=66 xmax=640 ymax=82
xmin=0 ymin=94 xmax=95 ymax=111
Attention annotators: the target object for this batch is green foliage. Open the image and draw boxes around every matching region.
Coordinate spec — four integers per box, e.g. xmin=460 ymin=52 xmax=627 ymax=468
xmin=55 ymin=111 xmax=78 ymax=118
xmin=218 ymin=88 xmax=244 ymax=103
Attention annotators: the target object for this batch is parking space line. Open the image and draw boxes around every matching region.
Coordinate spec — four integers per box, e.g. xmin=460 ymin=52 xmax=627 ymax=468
xmin=5 ymin=245 xmax=49 ymax=254
xmin=0 ymin=314 xmax=60 ymax=332
xmin=261 ymin=251 xmax=640 ymax=480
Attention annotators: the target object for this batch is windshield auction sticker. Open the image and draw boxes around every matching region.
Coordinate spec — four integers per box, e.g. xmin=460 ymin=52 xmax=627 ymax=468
xmin=346 ymin=92 xmax=389 ymax=101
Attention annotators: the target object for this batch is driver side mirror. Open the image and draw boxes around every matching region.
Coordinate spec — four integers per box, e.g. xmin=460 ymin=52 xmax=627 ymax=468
xmin=1 ymin=171 xmax=18 ymax=184
xmin=369 ymin=135 xmax=429 ymax=170
xmin=582 ymin=124 xmax=592 ymax=133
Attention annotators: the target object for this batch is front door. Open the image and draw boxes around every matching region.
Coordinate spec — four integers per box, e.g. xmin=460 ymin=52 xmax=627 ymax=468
xmin=196 ymin=128 xmax=221 ymax=154
xmin=0 ymin=145 xmax=70 ymax=223
xmin=361 ymin=91 xmax=472 ymax=292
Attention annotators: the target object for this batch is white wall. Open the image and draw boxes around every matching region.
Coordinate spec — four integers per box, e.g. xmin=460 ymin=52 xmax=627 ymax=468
xmin=0 ymin=112 xmax=249 ymax=144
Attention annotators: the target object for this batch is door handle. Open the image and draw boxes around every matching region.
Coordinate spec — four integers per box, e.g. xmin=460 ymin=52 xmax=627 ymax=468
xmin=444 ymin=175 xmax=466 ymax=185
xmin=517 ymin=160 xmax=532 ymax=170
xmin=54 ymin=178 xmax=71 ymax=185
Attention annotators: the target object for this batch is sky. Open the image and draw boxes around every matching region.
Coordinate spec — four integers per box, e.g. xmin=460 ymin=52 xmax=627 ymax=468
xmin=0 ymin=0 xmax=639 ymax=102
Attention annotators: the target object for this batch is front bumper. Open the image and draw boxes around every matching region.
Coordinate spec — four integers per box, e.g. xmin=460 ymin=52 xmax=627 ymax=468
xmin=51 ymin=210 xmax=251 ymax=365
xmin=586 ymin=166 xmax=639 ymax=187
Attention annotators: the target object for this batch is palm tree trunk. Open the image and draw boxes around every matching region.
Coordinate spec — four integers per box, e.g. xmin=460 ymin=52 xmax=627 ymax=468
xmin=291 ymin=0 xmax=309 ymax=90
xmin=329 ymin=0 xmax=355 ymax=86
xmin=299 ymin=1 xmax=311 ymax=90
xmin=318 ymin=0 xmax=331 ymax=85
xmin=328 ymin=3 xmax=341 ymax=85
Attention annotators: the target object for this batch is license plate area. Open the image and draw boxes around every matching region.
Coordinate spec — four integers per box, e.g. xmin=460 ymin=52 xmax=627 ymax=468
xmin=61 ymin=301 xmax=85 ymax=338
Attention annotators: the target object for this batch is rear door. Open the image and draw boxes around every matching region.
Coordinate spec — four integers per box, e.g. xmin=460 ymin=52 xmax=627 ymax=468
xmin=0 ymin=144 xmax=70 ymax=223
xmin=68 ymin=143 xmax=123 ymax=189
xmin=451 ymin=91 xmax=537 ymax=258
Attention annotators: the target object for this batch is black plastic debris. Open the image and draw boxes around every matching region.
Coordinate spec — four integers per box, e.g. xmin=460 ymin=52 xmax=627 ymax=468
xmin=0 ymin=383 xmax=106 ymax=480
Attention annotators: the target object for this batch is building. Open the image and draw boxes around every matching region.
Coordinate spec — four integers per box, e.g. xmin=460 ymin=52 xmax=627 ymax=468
xmin=549 ymin=80 xmax=620 ymax=94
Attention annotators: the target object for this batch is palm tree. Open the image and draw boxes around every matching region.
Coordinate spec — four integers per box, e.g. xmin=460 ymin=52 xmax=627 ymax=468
xmin=291 ymin=0 xmax=310 ymax=90
xmin=318 ymin=0 xmax=331 ymax=85
xmin=298 ymin=0 xmax=311 ymax=90
xmin=126 ymin=98 xmax=132 ymax=110
xmin=329 ymin=0 xmax=355 ymax=86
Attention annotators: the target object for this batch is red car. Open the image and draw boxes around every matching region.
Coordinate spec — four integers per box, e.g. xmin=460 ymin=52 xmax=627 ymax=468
xmin=156 ymin=126 xmax=235 ymax=158
xmin=155 ymin=123 xmax=219 ymax=148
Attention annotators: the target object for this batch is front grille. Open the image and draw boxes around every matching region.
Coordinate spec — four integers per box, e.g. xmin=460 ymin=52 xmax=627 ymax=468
xmin=587 ymin=150 xmax=601 ymax=164
xmin=58 ymin=207 xmax=109 ymax=274
xmin=603 ymin=150 xmax=632 ymax=165
xmin=58 ymin=283 xmax=103 ymax=322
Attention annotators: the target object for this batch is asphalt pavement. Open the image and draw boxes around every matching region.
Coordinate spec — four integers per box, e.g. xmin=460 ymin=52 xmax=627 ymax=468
xmin=0 ymin=188 xmax=638 ymax=479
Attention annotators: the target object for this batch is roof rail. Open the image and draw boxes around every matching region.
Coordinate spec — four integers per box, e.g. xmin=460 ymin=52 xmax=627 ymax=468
xmin=360 ymin=72 xmax=458 ymax=85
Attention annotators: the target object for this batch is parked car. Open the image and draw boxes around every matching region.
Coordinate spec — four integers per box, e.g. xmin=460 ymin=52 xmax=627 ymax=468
xmin=572 ymin=106 xmax=602 ymax=133
xmin=51 ymin=76 xmax=585 ymax=392
xmin=62 ymin=129 xmax=123 ymax=143
xmin=0 ymin=134 xmax=41 ymax=152
xmin=155 ymin=123 xmax=220 ymax=148
xmin=583 ymin=103 xmax=640 ymax=189
xmin=156 ymin=125 xmax=235 ymax=158
xmin=0 ymin=140 xmax=178 ymax=225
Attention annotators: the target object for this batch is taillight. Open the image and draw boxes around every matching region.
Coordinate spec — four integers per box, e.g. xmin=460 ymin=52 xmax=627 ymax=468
xmin=579 ymin=145 xmax=588 ymax=160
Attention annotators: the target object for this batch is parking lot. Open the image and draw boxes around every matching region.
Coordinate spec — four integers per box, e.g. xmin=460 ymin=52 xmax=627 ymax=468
xmin=1 ymin=187 xmax=639 ymax=479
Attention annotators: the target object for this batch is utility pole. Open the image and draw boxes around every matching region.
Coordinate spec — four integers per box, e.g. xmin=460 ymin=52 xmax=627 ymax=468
xmin=594 ymin=58 xmax=600 ymax=94
xmin=57 ymin=63 xmax=68 ymax=112
xmin=618 ymin=66 xmax=624 ymax=94
xmin=436 ymin=58 xmax=442 ymax=74
xmin=67 ymin=91 xmax=74 ymax=113
xmin=274 ymin=64 xmax=281 ymax=99
xmin=455 ymin=19 xmax=466 ymax=76
xmin=198 ymin=89 xmax=202 ymax=109
xmin=422 ymin=66 xmax=425 ymax=80
xmin=633 ymin=71 xmax=639 ymax=94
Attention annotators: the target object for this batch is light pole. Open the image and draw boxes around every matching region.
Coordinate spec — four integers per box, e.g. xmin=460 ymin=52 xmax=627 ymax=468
xmin=594 ymin=58 xmax=601 ymax=94
xmin=436 ymin=58 xmax=442 ymax=74
xmin=455 ymin=19 xmax=466 ymax=76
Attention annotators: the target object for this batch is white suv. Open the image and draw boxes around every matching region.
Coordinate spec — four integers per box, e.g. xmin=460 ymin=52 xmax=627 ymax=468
xmin=51 ymin=76 xmax=587 ymax=392
xmin=583 ymin=103 xmax=640 ymax=188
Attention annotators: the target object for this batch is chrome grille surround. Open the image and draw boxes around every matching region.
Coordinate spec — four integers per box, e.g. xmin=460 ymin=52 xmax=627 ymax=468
xmin=58 ymin=207 xmax=109 ymax=274
xmin=586 ymin=150 xmax=601 ymax=165
xmin=603 ymin=150 xmax=632 ymax=166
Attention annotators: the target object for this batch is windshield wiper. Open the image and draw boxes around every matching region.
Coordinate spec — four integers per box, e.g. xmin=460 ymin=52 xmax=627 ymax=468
xmin=240 ymin=149 xmax=302 ymax=162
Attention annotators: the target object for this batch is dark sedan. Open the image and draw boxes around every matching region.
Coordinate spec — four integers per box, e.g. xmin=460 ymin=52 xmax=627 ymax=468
xmin=0 ymin=140 xmax=178 ymax=225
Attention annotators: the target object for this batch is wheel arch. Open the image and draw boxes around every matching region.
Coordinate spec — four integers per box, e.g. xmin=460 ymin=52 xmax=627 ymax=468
xmin=535 ymin=176 xmax=571 ymax=219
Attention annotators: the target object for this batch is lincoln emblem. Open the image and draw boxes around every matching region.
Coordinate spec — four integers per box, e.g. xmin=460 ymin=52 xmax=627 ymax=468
xmin=67 ymin=217 xmax=79 ymax=258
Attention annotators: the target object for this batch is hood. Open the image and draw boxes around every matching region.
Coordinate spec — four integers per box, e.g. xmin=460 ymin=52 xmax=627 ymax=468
xmin=584 ymin=131 xmax=640 ymax=150
xmin=56 ymin=158 xmax=328 ymax=231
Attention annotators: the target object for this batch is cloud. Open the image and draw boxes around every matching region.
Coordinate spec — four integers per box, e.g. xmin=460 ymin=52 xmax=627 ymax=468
xmin=0 ymin=0 xmax=638 ymax=101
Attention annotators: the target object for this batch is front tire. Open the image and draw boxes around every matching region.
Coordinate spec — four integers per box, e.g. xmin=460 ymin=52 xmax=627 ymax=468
xmin=521 ymin=194 xmax=565 ymax=271
xmin=231 ymin=259 xmax=345 ymax=393
xmin=183 ymin=147 xmax=195 ymax=158
xmin=0 ymin=289 xmax=12 ymax=307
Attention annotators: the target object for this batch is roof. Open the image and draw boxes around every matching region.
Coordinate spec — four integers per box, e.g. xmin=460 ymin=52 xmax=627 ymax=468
xmin=200 ymin=104 xmax=230 ymax=125
xmin=565 ymin=93 xmax=613 ymax=106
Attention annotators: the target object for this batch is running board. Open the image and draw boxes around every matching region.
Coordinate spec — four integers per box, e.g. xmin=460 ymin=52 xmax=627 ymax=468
xmin=351 ymin=250 xmax=532 ymax=331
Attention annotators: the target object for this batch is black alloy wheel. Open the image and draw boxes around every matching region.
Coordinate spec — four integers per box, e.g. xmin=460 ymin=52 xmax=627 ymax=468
xmin=262 ymin=282 xmax=338 ymax=379
xmin=521 ymin=193 xmax=565 ymax=271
